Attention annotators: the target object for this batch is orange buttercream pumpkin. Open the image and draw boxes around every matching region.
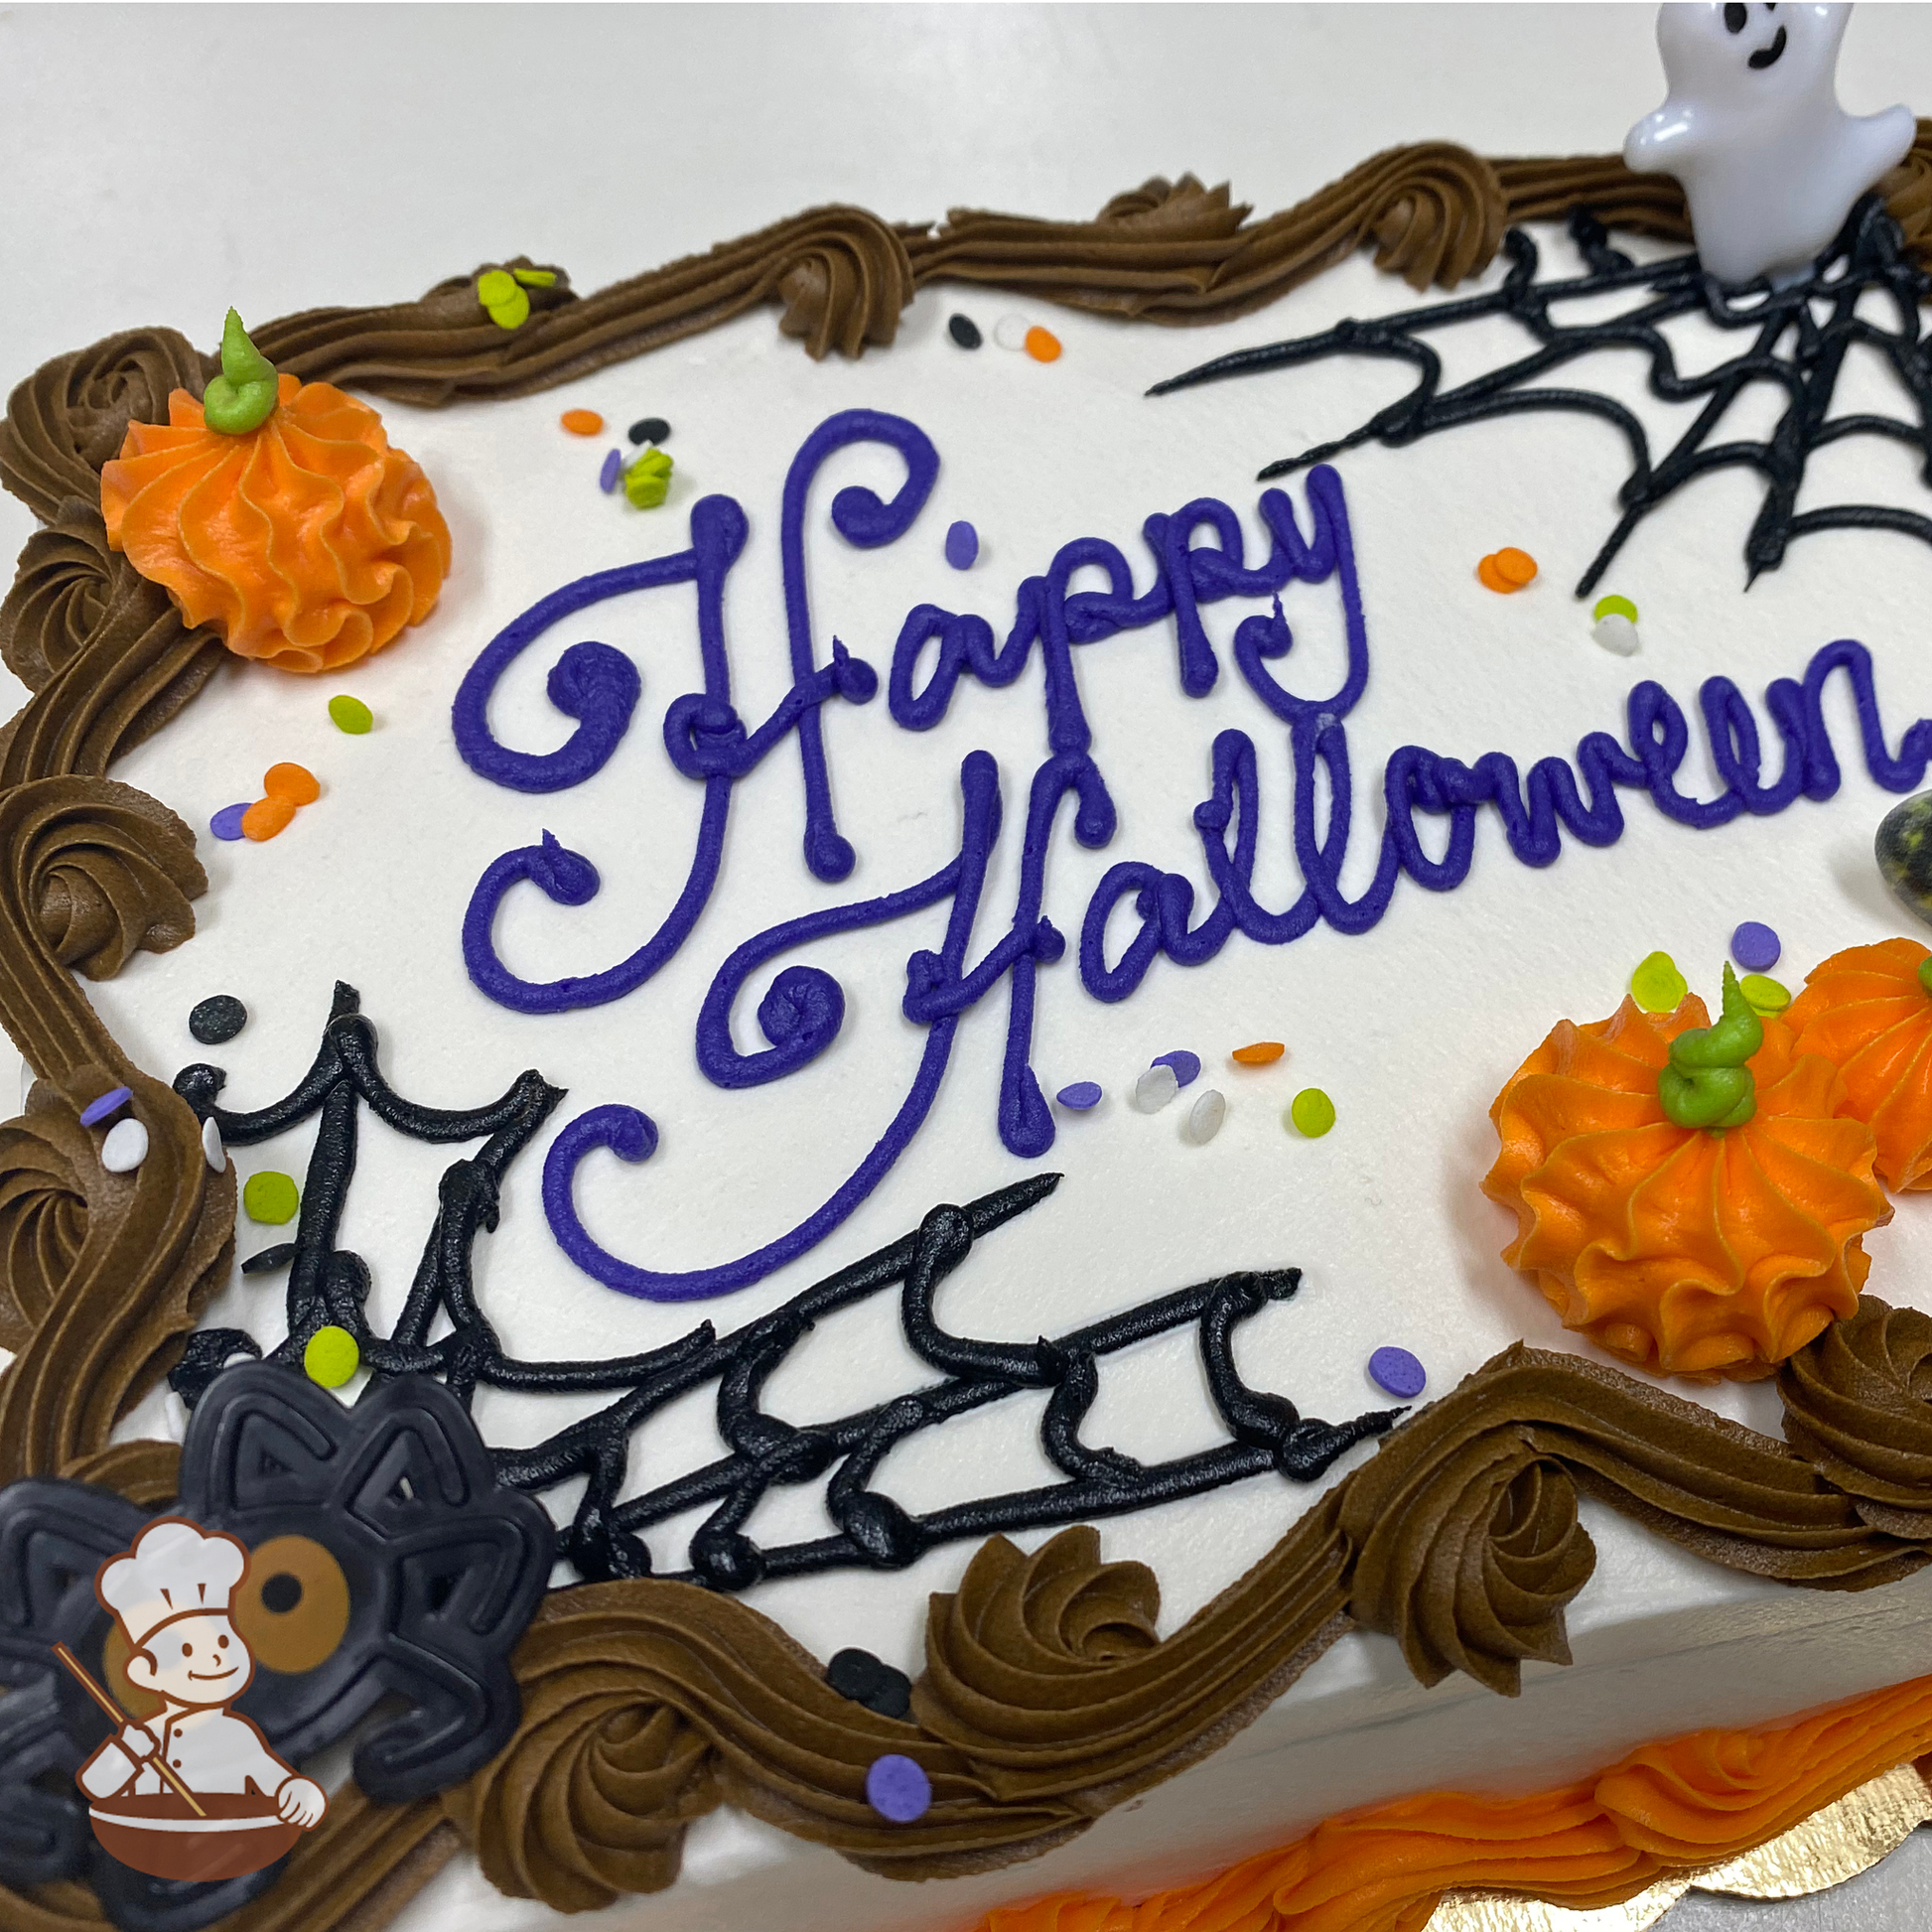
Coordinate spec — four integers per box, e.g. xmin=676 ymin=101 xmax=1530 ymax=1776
xmin=1482 ymin=995 xmax=1888 ymax=1381
xmin=1786 ymin=936 xmax=1932 ymax=1192
xmin=100 ymin=373 xmax=450 ymax=673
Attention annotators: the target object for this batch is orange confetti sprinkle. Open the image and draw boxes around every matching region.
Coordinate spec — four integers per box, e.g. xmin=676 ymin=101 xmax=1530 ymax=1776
xmin=1024 ymin=326 xmax=1062 ymax=363
xmin=1478 ymin=547 xmax=1538 ymax=594
xmin=1231 ymin=1041 xmax=1285 ymax=1065
xmin=561 ymin=409 xmax=604 ymax=437
xmin=240 ymin=795 xmax=297 ymax=842
xmin=263 ymin=761 xmax=320 ymax=805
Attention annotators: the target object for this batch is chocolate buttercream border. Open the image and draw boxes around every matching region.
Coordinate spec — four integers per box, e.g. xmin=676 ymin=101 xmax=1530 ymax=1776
xmin=425 ymin=1307 xmax=1932 ymax=1905
xmin=10 ymin=149 xmax=1932 ymax=1930
xmin=204 ymin=131 xmax=1922 ymax=408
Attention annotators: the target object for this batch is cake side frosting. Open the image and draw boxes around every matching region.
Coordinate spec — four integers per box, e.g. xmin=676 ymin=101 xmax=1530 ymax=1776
xmin=975 ymin=1672 xmax=1932 ymax=1932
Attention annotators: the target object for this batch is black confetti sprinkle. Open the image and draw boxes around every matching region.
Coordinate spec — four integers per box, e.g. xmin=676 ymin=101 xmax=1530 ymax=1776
xmin=189 ymin=994 xmax=248 ymax=1045
xmin=826 ymin=1646 xmax=912 ymax=1719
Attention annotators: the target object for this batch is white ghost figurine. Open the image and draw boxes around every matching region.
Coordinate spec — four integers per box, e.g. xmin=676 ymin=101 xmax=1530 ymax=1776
xmin=1624 ymin=3 xmax=1914 ymax=287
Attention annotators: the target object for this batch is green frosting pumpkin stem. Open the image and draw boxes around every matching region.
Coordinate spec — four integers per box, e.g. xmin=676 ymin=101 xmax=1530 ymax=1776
xmin=202 ymin=309 xmax=279 ymax=434
xmin=1658 ymin=963 xmax=1761 ymax=1131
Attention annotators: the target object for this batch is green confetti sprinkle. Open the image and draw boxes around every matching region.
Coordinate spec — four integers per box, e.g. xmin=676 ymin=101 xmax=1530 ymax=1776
xmin=511 ymin=267 xmax=557 ymax=287
xmin=304 ymin=1324 xmax=360 ymax=1389
xmin=1630 ymin=950 xmax=1689 ymax=1013
xmin=243 ymin=1170 xmax=299 ymax=1224
xmin=624 ymin=447 xmax=674 ymax=509
xmin=1592 ymin=594 xmax=1639 ymax=623
xmin=1919 ymin=956 xmax=1932 ymax=999
xmin=328 ymin=694 xmax=373 ymax=735
xmin=477 ymin=268 xmax=531 ymax=331
xmin=1658 ymin=963 xmax=1761 ymax=1130
xmin=1288 ymin=1087 xmax=1335 ymax=1138
xmin=1739 ymin=972 xmax=1790 ymax=1014
xmin=202 ymin=310 xmax=279 ymax=435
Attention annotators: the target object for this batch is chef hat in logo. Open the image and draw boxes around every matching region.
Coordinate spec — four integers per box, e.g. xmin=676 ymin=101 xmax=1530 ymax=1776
xmin=98 ymin=1518 xmax=248 ymax=1652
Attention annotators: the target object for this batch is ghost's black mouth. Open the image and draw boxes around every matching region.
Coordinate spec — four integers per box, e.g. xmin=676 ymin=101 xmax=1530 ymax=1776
xmin=1749 ymin=25 xmax=1787 ymax=69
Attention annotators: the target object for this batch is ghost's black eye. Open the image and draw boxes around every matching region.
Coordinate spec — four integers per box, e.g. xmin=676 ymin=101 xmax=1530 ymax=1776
xmin=1725 ymin=2 xmax=1747 ymax=31
xmin=181 ymin=1642 xmax=193 ymax=1659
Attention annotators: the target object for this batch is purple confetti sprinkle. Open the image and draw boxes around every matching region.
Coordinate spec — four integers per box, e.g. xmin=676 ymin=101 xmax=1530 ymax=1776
xmin=1368 ymin=1345 xmax=1426 ymax=1400
xmin=1152 ymin=1049 xmax=1201 ymax=1088
xmin=209 ymin=802 xmax=251 ymax=842
xmin=866 ymin=1752 xmax=932 ymax=1824
xmin=79 ymin=1085 xmax=132 ymax=1128
xmin=944 ymin=520 xmax=979 ymax=570
xmin=599 ymin=448 xmax=622 ymax=494
xmin=1730 ymin=920 xmax=1780 ymax=972
xmin=1055 ymin=1080 xmax=1103 ymax=1110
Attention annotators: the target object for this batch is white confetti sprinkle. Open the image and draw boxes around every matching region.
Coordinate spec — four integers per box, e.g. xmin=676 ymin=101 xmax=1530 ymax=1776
xmin=1592 ymin=613 xmax=1640 ymax=655
xmin=1133 ymin=1063 xmax=1180 ymax=1113
xmin=101 ymin=1118 xmax=149 ymax=1173
xmin=1183 ymin=1088 xmax=1227 ymax=1145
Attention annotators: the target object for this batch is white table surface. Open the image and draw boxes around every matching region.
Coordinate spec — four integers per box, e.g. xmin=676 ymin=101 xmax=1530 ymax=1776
xmin=6 ymin=5 xmax=1932 ymax=1928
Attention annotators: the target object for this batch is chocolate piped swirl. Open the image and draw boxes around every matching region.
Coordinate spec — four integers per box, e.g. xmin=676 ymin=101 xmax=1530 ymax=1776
xmin=447 ymin=1644 xmax=721 ymax=1910
xmin=1390 ymin=1345 xmax=1919 ymax=1586
xmin=913 ymin=1518 xmax=1351 ymax=1815
xmin=0 ymin=505 xmax=130 ymax=692
xmin=457 ymin=1694 xmax=717 ymax=1908
xmin=0 ymin=1097 xmax=105 ymax=1356
xmin=0 ymin=499 xmax=224 ymax=772
xmin=0 ymin=328 xmax=212 ymax=523
xmin=1781 ymin=1297 xmax=1932 ymax=1540
xmin=772 ymin=208 xmax=918 ymax=357
xmin=0 ymin=1069 xmax=230 ymax=1485
xmin=1341 ymin=1413 xmax=1593 ymax=1696
xmin=21 ymin=777 xmax=201 ymax=979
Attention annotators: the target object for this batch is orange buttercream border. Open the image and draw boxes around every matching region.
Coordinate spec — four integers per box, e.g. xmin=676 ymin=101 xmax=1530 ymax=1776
xmin=981 ymin=1673 xmax=1932 ymax=1932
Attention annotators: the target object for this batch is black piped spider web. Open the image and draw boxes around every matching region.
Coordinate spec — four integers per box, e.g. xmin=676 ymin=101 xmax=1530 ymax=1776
xmin=168 ymin=984 xmax=1399 ymax=1589
xmin=1150 ymin=195 xmax=1932 ymax=598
